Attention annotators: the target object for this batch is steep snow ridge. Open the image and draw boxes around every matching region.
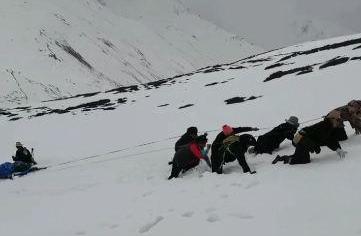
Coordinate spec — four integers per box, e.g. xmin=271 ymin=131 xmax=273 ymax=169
xmin=2 ymin=33 xmax=361 ymax=121
xmin=1 ymin=34 xmax=361 ymax=236
xmin=180 ymin=0 xmax=359 ymax=49
xmin=0 ymin=0 xmax=259 ymax=106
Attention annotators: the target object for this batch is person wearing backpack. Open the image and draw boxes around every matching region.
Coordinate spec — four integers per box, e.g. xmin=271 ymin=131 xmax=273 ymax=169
xmin=11 ymin=142 xmax=37 ymax=173
xmin=272 ymin=116 xmax=347 ymax=165
xmin=211 ymin=124 xmax=258 ymax=174
xmin=168 ymin=134 xmax=210 ymax=179
xmin=251 ymin=116 xmax=299 ymax=155
xmin=215 ymin=134 xmax=257 ymax=174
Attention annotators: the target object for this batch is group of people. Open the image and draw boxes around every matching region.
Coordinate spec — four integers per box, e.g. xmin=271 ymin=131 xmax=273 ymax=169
xmin=168 ymin=100 xmax=361 ymax=179
xmin=0 ymin=142 xmax=38 ymax=179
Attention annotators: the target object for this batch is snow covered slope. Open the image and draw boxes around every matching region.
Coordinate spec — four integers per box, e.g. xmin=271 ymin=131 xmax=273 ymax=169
xmin=0 ymin=0 xmax=259 ymax=105
xmin=181 ymin=0 xmax=361 ymax=49
xmin=1 ymin=34 xmax=361 ymax=236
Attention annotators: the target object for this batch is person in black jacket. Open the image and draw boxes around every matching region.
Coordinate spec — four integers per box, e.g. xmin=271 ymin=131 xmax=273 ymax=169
xmin=211 ymin=124 xmax=258 ymax=173
xmin=215 ymin=134 xmax=257 ymax=174
xmin=272 ymin=117 xmax=347 ymax=165
xmin=253 ymin=116 xmax=299 ymax=154
xmin=174 ymin=126 xmax=198 ymax=152
xmin=169 ymin=134 xmax=210 ymax=179
xmin=12 ymin=142 xmax=37 ymax=165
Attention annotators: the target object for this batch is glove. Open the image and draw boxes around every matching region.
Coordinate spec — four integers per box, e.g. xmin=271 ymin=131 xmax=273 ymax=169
xmin=336 ymin=148 xmax=347 ymax=158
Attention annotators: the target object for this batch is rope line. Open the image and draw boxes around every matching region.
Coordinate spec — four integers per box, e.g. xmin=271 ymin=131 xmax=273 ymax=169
xmin=47 ymin=116 xmax=324 ymax=169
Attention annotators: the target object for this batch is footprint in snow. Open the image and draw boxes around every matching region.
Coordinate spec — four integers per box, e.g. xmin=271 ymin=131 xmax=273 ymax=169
xmin=220 ymin=194 xmax=229 ymax=199
xmin=207 ymin=214 xmax=220 ymax=223
xmin=142 ymin=191 xmax=153 ymax=197
xmin=109 ymin=224 xmax=119 ymax=229
xmin=182 ymin=211 xmax=194 ymax=218
xmin=244 ymin=180 xmax=260 ymax=189
xmin=231 ymin=183 xmax=242 ymax=187
xmin=229 ymin=213 xmax=254 ymax=220
xmin=139 ymin=216 xmax=164 ymax=234
xmin=205 ymin=207 xmax=216 ymax=213
xmin=75 ymin=231 xmax=86 ymax=235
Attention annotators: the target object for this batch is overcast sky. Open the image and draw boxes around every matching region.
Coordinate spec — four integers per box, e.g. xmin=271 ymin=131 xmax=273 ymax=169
xmin=181 ymin=0 xmax=361 ymax=49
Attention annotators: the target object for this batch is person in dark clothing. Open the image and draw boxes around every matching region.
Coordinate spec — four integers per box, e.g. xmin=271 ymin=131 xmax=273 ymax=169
xmin=215 ymin=134 xmax=257 ymax=174
xmin=253 ymin=116 xmax=299 ymax=154
xmin=12 ymin=142 xmax=37 ymax=165
xmin=174 ymin=126 xmax=198 ymax=152
xmin=272 ymin=118 xmax=347 ymax=165
xmin=211 ymin=124 xmax=258 ymax=173
xmin=168 ymin=134 xmax=210 ymax=179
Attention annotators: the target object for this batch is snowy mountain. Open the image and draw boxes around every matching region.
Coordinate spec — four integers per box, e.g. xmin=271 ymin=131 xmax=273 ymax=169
xmin=181 ymin=0 xmax=361 ymax=49
xmin=0 ymin=0 xmax=259 ymax=105
xmin=1 ymin=33 xmax=361 ymax=236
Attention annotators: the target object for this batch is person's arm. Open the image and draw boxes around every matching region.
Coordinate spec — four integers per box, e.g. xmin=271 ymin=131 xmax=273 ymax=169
xmin=189 ymin=144 xmax=203 ymax=160
xmin=233 ymin=127 xmax=258 ymax=134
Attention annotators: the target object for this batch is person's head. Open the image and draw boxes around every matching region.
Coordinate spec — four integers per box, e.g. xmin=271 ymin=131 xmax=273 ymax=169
xmin=186 ymin=126 xmax=198 ymax=138
xmin=15 ymin=142 xmax=23 ymax=149
xmin=195 ymin=134 xmax=208 ymax=148
xmin=347 ymin=100 xmax=360 ymax=114
xmin=222 ymin=125 xmax=234 ymax=136
xmin=285 ymin=116 xmax=299 ymax=127
xmin=325 ymin=110 xmax=343 ymax=128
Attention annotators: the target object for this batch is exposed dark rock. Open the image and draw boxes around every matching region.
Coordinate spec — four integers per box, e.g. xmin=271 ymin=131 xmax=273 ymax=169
xmin=278 ymin=37 xmax=361 ymax=62
xmin=157 ymin=104 xmax=169 ymax=107
xmin=265 ymin=63 xmax=286 ymax=70
xmin=55 ymin=41 xmax=93 ymax=70
xmin=117 ymin=98 xmax=127 ymax=104
xmin=178 ymin=104 xmax=194 ymax=109
xmin=351 ymin=56 xmax=361 ymax=61
xmin=65 ymin=99 xmax=112 ymax=111
xmin=106 ymin=85 xmax=139 ymax=94
xmin=229 ymin=65 xmax=246 ymax=70
xmin=353 ymin=45 xmax=361 ymax=50
xmin=225 ymin=95 xmax=262 ymax=105
xmin=205 ymin=82 xmax=219 ymax=87
xmin=225 ymin=96 xmax=246 ymax=104
xmin=319 ymin=57 xmax=349 ymax=69
xmin=264 ymin=65 xmax=315 ymax=82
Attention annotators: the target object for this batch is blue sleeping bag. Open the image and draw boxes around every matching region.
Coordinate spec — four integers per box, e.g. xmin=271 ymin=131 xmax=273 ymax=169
xmin=0 ymin=162 xmax=14 ymax=179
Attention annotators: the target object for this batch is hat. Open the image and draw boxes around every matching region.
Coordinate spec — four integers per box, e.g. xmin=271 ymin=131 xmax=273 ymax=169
xmin=222 ymin=125 xmax=234 ymax=136
xmin=186 ymin=126 xmax=198 ymax=135
xmin=285 ymin=116 xmax=299 ymax=127
xmin=195 ymin=134 xmax=208 ymax=143
xmin=15 ymin=142 xmax=23 ymax=147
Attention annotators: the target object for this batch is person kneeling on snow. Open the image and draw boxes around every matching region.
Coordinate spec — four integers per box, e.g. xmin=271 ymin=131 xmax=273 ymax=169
xmin=213 ymin=134 xmax=257 ymax=174
xmin=211 ymin=124 xmax=258 ymax=173
xmin=168 ymin=134 xmax=211 ymax=179
xmin=272 ymin=117 xmax=347 ymax=165
xmin=251 ymin=116 xmax=299 ymax=155
xmin=174 ymin=126 xmax=198 ymax=152
xmin=12 ymin=142 xmax=37 ymax=172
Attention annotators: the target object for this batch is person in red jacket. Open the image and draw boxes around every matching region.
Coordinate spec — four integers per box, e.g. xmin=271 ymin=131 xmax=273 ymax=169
xmin=168 ymin=134 xmax=211 ymax=179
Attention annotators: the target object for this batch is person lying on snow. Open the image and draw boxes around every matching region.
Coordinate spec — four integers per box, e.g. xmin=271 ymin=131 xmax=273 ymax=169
xmin=174 ymin=126 xmax=198 ymax=152
xmin=168 ymin=134 xmax=211 ymax=179
xmin=325 ymin=100 xmax=361 ymax=140
xmin=251 ymin=116 xmax=299 ymax=155
xmin=211 ymin=124 xmax=258 ymax=174
xmin=213 ymin=133 xmax=257 ymax=174
xmin=272 ymin=116 xmax=347 ymax=165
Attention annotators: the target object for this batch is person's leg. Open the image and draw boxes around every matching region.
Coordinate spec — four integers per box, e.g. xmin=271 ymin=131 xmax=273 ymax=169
xmin=168 ymin=162 xmax=182 ymax=179
xmin=289 ymin=144 xmax=310 ymax=164
xmin=211 ymin=152 xmax=223 ymax=173
xmin=236 ymin=153 xmax=251 ymax=173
